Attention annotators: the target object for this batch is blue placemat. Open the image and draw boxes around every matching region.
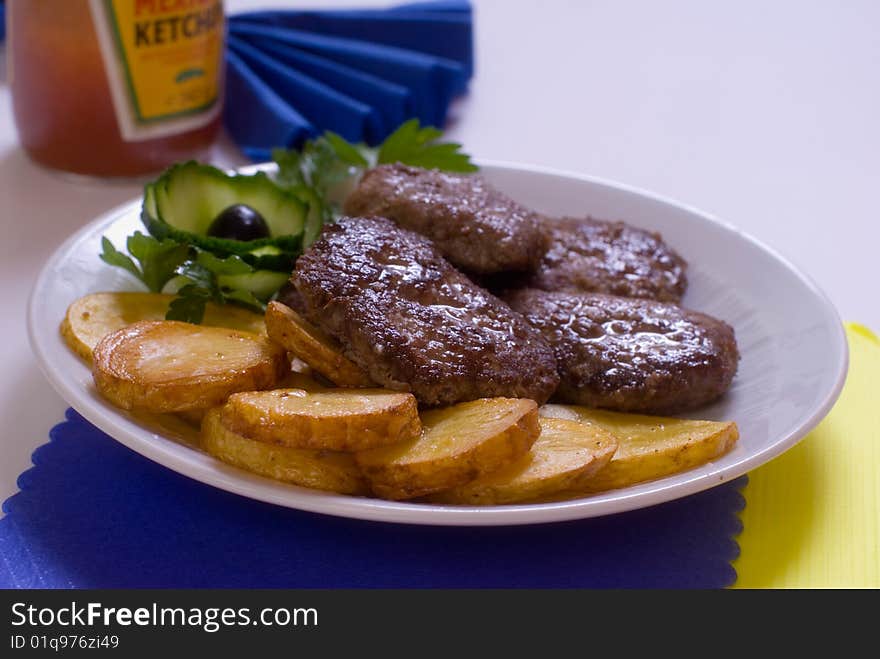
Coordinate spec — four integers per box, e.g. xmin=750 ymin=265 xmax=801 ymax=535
xmin=0 ymin=409 xmax=746 ymax=589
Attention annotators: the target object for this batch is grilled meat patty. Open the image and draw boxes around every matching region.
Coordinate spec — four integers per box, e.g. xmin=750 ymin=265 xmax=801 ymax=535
xmin=506 ymin=289 xmax=738 ymax=413
xmin=275 ymin=280 xmax=307 ymax=315
xmin=343 ymin=164 xmax=545 ymax=274
xmin=525 ymin=216 xmax=688 ymax=302
xmin=292 ymin=217 xmax=560 ymax=406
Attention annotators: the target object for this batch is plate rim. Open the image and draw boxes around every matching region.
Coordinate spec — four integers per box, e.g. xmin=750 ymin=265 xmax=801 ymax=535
xmin=26 ymin=160 xmax=849 ymax=526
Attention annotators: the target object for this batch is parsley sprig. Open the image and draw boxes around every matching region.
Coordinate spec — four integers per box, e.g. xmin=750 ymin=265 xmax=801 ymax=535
xmin=377 ymin=120 xmax=476 ymax=172
xmin=100 ymin=233 xmax=265 ymax=324
xmin=99 ymin=233 xmax=189 ymax=293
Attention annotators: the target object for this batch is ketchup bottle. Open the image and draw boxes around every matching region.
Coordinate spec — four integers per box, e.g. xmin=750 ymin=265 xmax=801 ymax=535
xmin=9 ymin=0 xmax=225 ymax=178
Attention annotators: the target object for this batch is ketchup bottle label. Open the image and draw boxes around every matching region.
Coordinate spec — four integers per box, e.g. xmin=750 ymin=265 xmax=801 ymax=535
xmin=89 ymin=0 xmax=224 ymax=142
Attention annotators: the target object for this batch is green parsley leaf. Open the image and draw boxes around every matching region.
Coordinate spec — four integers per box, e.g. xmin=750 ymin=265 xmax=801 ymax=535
xmin=100 ymin=237 xmax=143 ymax=283
xmin=173 ymin=260 xmax=217 ymax=297
xmin=377 ymin=119 xmax=477 ymax=172
xmin=100 ymin=233 xmax=190 ymax=293
xmin=195 ymin=251 xmax=253 ymax=276
xmin=165 ymin=285 xmax=211 ymax=324
xmin=164 ymin=251 xmax=266 ymax=321
xmin=126 ymin=232 xmax=191 ymax=292
xmin=275 ymin=135 xmax=366 ymax=199
xmin=324 ymin=131 xmax=371 ymax=168
xmin=272 ymin=148 xmax=307 ymax=189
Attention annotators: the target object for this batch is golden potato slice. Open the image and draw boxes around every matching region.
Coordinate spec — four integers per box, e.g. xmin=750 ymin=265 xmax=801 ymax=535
xmin=428 ymin=417 xmax=618 ymax=505
xmin=93 ymin=320 xmax=287 ymax=413
xmin=202 ymin=409 xmax=369 ymax=495
xmin=220 ymin=388 xmax=421 ymax=451
xmin=61 ymin=292 xmax=266 ymax=361
xmin=356 ymin=398 xmax=540 ymax=500
xmin=264 ymin=301 xmax=374 ymax=387
xmin=539 ymin=404 xmax=739 ymax=493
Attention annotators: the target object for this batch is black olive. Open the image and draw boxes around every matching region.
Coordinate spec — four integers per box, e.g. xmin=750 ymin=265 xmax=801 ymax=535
xmin=207 ymin=204 xmax=270 ymax=241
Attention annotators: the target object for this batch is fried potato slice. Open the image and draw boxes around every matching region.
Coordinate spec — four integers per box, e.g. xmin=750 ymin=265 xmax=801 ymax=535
xmin=264 ymin=301 xmax=374 ymax=387
xmin=356 ymin=398 xmax=540 ymax=500
xmin=539 ymin=404 xmax=739 ymax=493
xmin=175 ymin=369 xmax=327 ymax=429
xmin=93 ymin=320 xmax=287 ymax=413
xmin=428 ymin=417 xmax=618 ymax=505
xmin=61 ymin=292 xmax=266 ymax=361
xmin=202 ymin=409 xmax=369 ymax=495
xmin=220 ymin=388 xmax=421 ymax=451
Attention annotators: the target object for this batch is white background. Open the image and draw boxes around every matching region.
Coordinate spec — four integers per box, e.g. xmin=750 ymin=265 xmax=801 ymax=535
xmin=0 ymin=0 xmax=877 ymax=508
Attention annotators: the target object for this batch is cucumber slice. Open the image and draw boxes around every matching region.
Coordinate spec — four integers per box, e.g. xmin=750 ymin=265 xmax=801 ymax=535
xmin=142 ymin=162 xmax=307 ymax=265
xmin=240 ymin=245 xmax=299 ymax=272
xmin=218 ymin=270 xmax=290 ymax=301
xmin=288 ymin=184 xmax=327 ymax=248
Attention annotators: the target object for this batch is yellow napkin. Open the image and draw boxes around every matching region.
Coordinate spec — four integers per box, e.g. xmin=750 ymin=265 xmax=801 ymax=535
xmin=734 ymin=323 xmax=879 ymax=588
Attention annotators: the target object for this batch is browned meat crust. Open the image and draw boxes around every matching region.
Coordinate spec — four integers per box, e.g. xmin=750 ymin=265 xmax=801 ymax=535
xmin=505 ymin=289 xmax=738 ymax=414
xmin=275 ymin=280 xmax=307 ymax=315
xmin=526 ymin=216 xmax=687 ymax=302
xmin=343 ymin=164 xmax=545 ymax=274
xmin=292 ymin=217 xmax=560 ymax=406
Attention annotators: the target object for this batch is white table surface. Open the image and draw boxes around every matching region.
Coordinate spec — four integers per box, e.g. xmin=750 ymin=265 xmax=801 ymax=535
xmin=1 ymin=0 xmax=877 ymax=510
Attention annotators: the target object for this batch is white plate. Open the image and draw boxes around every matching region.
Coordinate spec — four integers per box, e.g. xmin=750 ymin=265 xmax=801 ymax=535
xmin=27 ymin=162 xmax=848 ymax=526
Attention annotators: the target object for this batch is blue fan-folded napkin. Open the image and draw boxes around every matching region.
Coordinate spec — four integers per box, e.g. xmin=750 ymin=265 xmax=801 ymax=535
xmin=222 ymin=1 xmax=474 ymax=161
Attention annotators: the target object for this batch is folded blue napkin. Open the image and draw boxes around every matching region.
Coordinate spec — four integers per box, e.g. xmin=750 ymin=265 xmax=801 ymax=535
xmin=233 ymin=1 xmax=474 ymax=80
xmin=0 ymin=409 xmax=745 ymax=589
xmin=223 ymin=1 xmax=474 ymax=161
xmin=228 ymin=35 xmax=385 ymax=146
xmin=224 ymin=49 xmax=316 ymax=162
